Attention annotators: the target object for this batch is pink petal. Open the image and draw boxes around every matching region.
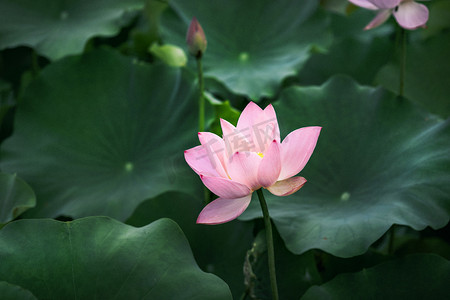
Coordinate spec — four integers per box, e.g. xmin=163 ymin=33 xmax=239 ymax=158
xmin=267 ymin=176 xmax=307 ymax=196
xmin=220 ymin=117 xmax=237 ymax=138
xmin=198 ymin=132 xmax=228 ymax=178
xmin=368 ymin=0 xmax=401 ymax=9
xmin=220 ymin=118 xmax=252 ymax=159
xmin=279 ymin=126 xmax=321 ymax=181
xmin=349 ymin=0 xmax=379 ymax=10
xmin=365 ymin=9 xmax=392 ymax=30
xmin=236 ymin=102 xmax=280 ymax=153
xmin=236 ymin=102 xmax=264 ymax=153
xmin=200 ymin=175 xmax=251 ymax=199
xmin=196 ymin=194 xmax=252 ymax=225
xmin=252 ymin=118 xmax=280 ymax=153
xmin=227 ymin=151 xmax=262 ymax=190
xmin=393 ymin=1 xmax=429 ymax=30
xmin=258 ymin=140 xmax=281 ymax=187
xmin=236 ymin=102 xmax=264 ymax=131
xmin=263 ymin=104 xmax=281 ymax=144
xmin=184 ymin=145 xmax=220 ymax=177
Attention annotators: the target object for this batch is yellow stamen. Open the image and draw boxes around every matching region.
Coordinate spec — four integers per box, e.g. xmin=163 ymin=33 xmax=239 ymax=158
xmin=257 ymin=152 xmax=264 ymax=158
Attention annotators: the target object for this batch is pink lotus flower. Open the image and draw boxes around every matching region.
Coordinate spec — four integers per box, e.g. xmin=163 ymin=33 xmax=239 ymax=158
xmin=184 ymin=102 xmax=321 ymax=225
xmin=349 ymin=0 xmax=429 ymax=30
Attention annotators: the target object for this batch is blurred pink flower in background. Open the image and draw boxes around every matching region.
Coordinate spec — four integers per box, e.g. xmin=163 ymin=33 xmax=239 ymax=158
xmin=349 ymin=0 xmax=429 ymax=30
xmin=184 ymin=102 xmax=321 ymax=225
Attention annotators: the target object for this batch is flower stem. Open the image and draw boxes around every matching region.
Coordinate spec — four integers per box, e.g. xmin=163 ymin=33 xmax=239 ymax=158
xmin=256 ymin=189 xmax=279 ymax=300
xmin=399 ymin=27 xmax=406 ymax=97
xmin=196 ymin=57 xmax=209 ymax=204
xmin=196 ymin=57 xmax=205 ymax=132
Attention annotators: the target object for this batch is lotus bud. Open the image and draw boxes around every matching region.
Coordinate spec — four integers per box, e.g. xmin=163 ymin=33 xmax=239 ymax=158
xmin=186 ymin=17 xmax=207 ymax=58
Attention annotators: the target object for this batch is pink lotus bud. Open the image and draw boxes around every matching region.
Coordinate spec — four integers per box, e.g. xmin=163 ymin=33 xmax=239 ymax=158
xmin=186 ymin=17 xmax=207 ymax=58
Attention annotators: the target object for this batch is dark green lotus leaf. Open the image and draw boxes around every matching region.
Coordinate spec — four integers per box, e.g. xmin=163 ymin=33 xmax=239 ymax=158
xmin=0 ymin=0 xmax=146 ymax=60
xmin=316 ymin=248 xmax=390 ymax=283
xmin=0 ymin=281 xmax=36 ymax=300
xmin=298 ymin=36 xmax=394 ymax=86
xmin=301 ymin=254 xmax=450 ymax=299
xmin=161 ymin=0 xmax=332 ymax=99
xmin=0 ymin=217 xmax=231 ymax=299
xmin=127 ymin=191 xmax=254 ymax=299
xmin=0 ymin=48 xmax=200 ymax=221
xmin=0 ymin=79 xmax=14 ymax=126
xmin=127 ymin=190 xmax=322 ymax=299
xmin=240 ymin=75 xmax=450 ymax=257
xmin=330 ymin=6 xmax=394 ymax=40
xmin=0 ymin=172 xmax=35 ymax=226
xmin=376 ymin=31 xmax=450 ymax=118
xmin=395 ymin=237 xmax=450 ymax=260
xmin=298 ymin=6 xmax=395 ymax=85
xmin=421 ymin=0 xmax=450 ymax=39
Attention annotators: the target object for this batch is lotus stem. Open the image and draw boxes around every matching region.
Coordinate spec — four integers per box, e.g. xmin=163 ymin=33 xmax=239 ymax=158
xmin=256 ymin=189 xmax=279 ymax=300
xmin=197 ymin=57 xmax=205 ymax=132
xmin=399 ymin=27 xmax=406 ymax=97
xmin=196 ymin=57 xmax=209 ymax=204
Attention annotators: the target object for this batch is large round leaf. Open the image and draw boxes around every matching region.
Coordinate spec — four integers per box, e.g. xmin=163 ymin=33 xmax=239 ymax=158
xmin=161 ymin=0 xmax=332 ymax=99
xmin=0 ymin=0 xmax=145 ymax=61
xmin=127 ymin=191 xmax=254 ymax=299
xmin=0 ymin=172 xmax=36 ymax=226
xmin=126 ymin=192 xmax=322 ymax=299
xmin=0 ymin=48 xmax=200 ymax=221
xmin=240 ymin=75 xmax=450 ymax=257
xmin=0 ymin=217 xmax=232 ymax=299
xmin=298 ymin=36 xmax=394 ymax=86
xmin=0 ymin=79 xmax=15 ymax=128
xmin=301 ymin=254 xmax=450 ymax=299
xmin=420 ymin=0 xmax=450 ymax=40
xmin=298 ymin=7 xmax=394 ymax=86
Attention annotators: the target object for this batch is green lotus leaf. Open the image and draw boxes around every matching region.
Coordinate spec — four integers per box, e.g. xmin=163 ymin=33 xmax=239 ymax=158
xmin=0 ymin=0 xmax=145 ymax=60
xmin=376 ymin=31 xmax=450 ymax=118
xmin=0 ymin=172 xmax=36 ymax=226
xmin=298 ymin=36 xmax=394 ymax=86
xmin=0 ymin=48 xmax=200 ymax=221
xmin=0 ymin=281 xmax=37 ymax=300
xmin=240 ymin=75 xmax=450 ymax=257
xmin=421 ymin=0 xmax=450 ymax=39
xmin=334 ymin=5 xmax=394 ymax=39
xmin=0 ymin=217 xmax=231 ymax=299
xmin=0 ymin=79 xmax=14 ymax=124
xmin=161 ymin=0 xmax=332 ymax=99
xmin=316 ymin=248 xmax=390 ymax=283
xmin=127 ymin=190 xmax=322 ymax=298
xmin=301 ymin=254 xmax=450 ymax=299
xmin=298 ymin=7 xmax=394 ymax=85
xmin=127 ymin=191 xmax=254 ymax=299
